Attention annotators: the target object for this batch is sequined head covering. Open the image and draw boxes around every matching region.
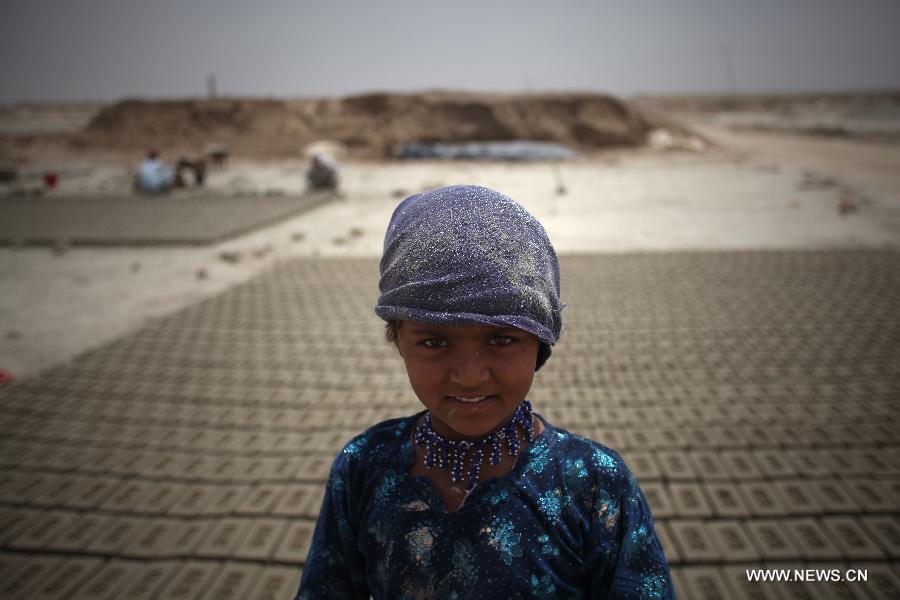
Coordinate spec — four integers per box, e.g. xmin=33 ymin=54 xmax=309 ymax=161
xmin=376 ymin=185 xmax=563 ymax=366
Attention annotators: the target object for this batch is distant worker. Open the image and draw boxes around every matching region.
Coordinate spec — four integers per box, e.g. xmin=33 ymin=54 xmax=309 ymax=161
xmin=306 ymin=153 xmax=339 ymax=191
xmin=135 ymin=149 xmax=176 ymax=194
xmin=175 ymin=158 xmax=207 ymax=188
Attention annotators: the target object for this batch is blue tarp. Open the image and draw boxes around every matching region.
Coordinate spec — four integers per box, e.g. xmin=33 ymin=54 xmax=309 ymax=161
xmin=397 ymin=140 xmax=581 ymax=161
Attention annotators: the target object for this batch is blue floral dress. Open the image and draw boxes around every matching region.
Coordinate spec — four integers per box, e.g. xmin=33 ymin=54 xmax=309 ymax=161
xmin=296 ymin=412 xmax=675 ymax=599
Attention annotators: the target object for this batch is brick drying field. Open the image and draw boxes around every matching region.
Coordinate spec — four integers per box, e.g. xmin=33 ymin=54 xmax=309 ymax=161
xmin=1 ymin=250 xmax=898 ymax=598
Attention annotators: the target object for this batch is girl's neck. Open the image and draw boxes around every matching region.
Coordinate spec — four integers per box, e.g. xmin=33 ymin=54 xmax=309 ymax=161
xmin=409 ymin=414 xmax=544 ymax=512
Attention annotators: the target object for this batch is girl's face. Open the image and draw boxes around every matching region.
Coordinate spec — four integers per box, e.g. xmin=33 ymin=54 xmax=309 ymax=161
xmin=395 ymin=320 xmax=540 ymax=440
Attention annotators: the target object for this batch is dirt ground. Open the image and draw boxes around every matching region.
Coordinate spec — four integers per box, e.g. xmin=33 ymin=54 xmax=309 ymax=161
xmin=2 ymin=97 xmax=899 ymax=380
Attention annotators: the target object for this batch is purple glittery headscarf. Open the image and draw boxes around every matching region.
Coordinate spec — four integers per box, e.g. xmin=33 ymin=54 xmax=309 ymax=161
xmin=376 ymin=185 xmax=563 ymax=364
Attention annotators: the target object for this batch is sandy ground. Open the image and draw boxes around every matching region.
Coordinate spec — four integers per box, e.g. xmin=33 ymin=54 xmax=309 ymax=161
xmin=2 ymin=123 xmax=900 ymax=380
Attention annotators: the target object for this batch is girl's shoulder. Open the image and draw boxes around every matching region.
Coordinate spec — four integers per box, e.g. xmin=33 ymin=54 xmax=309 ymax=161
xmin=536 ymin=418 xmax=632 ymax=486
xmin=333 ymin=412 xmax=420 ymax=470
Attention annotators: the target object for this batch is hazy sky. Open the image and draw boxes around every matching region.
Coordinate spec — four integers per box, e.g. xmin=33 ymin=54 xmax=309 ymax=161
xmin=2 ymin=0 xmax=899 ymax=103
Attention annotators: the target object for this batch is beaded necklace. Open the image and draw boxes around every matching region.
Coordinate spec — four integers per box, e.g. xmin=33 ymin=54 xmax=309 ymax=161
xmin=413 ymin=400 xmax=535 ymax=492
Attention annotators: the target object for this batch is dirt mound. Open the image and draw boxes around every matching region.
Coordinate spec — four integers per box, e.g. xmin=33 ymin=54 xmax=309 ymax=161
xmin=79 ymin=92 xmax=654 ymax=158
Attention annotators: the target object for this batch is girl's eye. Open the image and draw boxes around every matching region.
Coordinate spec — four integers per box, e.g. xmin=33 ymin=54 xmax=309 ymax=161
xmin=490 ymin=335 xmax=514 ymax=346
xmin=421 ymin=338 xmax=448 ymax=349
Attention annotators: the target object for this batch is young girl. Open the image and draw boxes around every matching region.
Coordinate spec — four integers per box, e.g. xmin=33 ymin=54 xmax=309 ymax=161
xmin=296 ymin=185 xmax=674 ymax=599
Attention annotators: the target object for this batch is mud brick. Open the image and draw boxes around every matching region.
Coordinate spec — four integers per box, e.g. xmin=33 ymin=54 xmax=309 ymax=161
xmin=744 ymin=519 xmax=801 ymax=560
xmin=195 ymin=517 xmax=254 ymax=558
xmin=764 ymin=578 xmax=830 ymax=600
xmin=821 ymin=517 xmax=884 ymax=560
xmin=821 ymin=450 xmax=869 ymax=477
xmin=782 ymin=563 xmax=871 ymax=600
xmin=2 ymin=472 xmax=53 ymax=504
xmin=27 ymin=556 xmax=105 ymax=600
xmin=64 ymin=476 xmax=118 ymax=510
xmin=720 ymin=451 xmax=764 ymax=480
xmin=751 ymin=451 xmax=796 ymax=478
xmin=669 ymin=483 xmax=713 ymax=517
xmin=100 ymin=479 xmax=155 ymax=513
xmin=718 ymin=564 xmax=785 ymax=600
xmin=653 ymin=521 xmax=681 ymax=564
xmin=621 ymin=451 xmax=662 ymax=481
xmin=268 ymin=456 xmax=309 ymax=480
xmin=852 ymin=448 xmax=899 ymax=475
xmin=234 ymin=483 xmax=287 ymax=516
xmin=875 ymin=479 xmax=900 ymax=507
xmin=702 ymin=481 xmax=750 ymax=519
xmin=274 ymin=520 xmax=317 ymax=563
xmin=175 ymin=454 xmax=214 ymax=479
xmin=773 ymin=481 xmax=822 ymax=516
xmin=210 ymin=430 xmax=246 ymax=452
xmin=593 ymin=428 xmax=626 ymax=451
xmin=42 ymin=446 xmax=85 ymax=471
xmin=207 ymin=484 xmax=253 ymax=515
xmin=622 ymin=428 xmax=657 ymax=451
xmin=656 ymin=451 xmax=696 ymax=481
xmin=105 ymin=450 xmax=147 ymax=476
xmin=246 ymin=565 xmax=302 ymax=599
xmin=9 ymin=510 xmax=73 ymax=550
xmin=115 ymin=560 xmax=183 ymax=600
xmin=300 ymin=411 xmax=332 ymax=428
xmin=669 ymin=567 xmax=689 ymax=600
xmin=139 ymin=453 xmax=184 ymax=478
xmin=858 ymin=562 xmax=900 ymax=598
xmin=155 ymin=560 xmax=220 ymax=599
xmin=707 ymin=521 xmax=760 ymax=562
xmin=85 ymin=516 xmax=149 ymax=554
xmin=238 ymin=432 xmax=269 ymax=455
xmin=860 ymin=516 xmax=900 ymax=559
xmin=785 ymin=518 xmax=843 ymax=560
xmin=844 ymin=479 xmax=895 ymax=513
xmin=204 ymin=561 xmax=264 ymax=600
xmin=784 ymin=450 xmax=830 ymax=477
xmin=71 ymin=559 xmax=142 ymax=599
xmin=0 ymin=551 xmax=28 ymax=585
xmin=268 ymin=432 xmax=307 ymax=453
xmin=234 ymin=517 xmax=289 ymax=560
xmin=168 ymin=484 xmax=222 ymax=516
xmin=205 ymin=456 xmax=252 ymax=482
xmin=121 ymin=517 xmax=182 ymax=559
xmin=668 ymin=520 xmax=721 ymax=562
xmin=739 ymin=483 xmax=786 ymax=517
xmin=679 ymin=566 xmax=736 ymax=599
xmin=158 ymin=518 xmax=214 ymax=557
xmin=47 ymin=513 xmax=111 ymax=551
xmin=777 ymin=425 xmax=813 ymax=449
xmin=0 ymin=507 xmax=37 ymax=544
xmin=687 ymin=451 xmax=729 ymax=482
xmin=808 ymin=480 xmax=859 ymax=514
xmin=272 ymin=483 xmax=321 ymax=517
xmin=0 ymin=555 xmax=63 ymax=598
xmin=134 ymin=482 xmax=183 ymax=514
xmin=240 ymin=457 xmax=274 ymax=481
xmin=295 ymin=455 xmax=333 ymax=481
xmin=640 ymin=421 xmax=678 ymax=450
xmin=640 ymin=482 xmax=675 ymax=519
xmin=72 ymin=447 xmax=113 ymax=474
xmin=678 ymin=427 xmax=712 ymax=449
xmin=742 ymin=425 xmax=781 ymax=449
xmin=708 ymin=426 xmax=748 ymax=449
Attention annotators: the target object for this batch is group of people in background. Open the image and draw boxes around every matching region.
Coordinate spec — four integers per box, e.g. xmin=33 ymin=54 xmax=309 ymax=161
xmin=134 ymin=150 xmax=207 ymax=194
xmin=135 ymin=149 xmax=338 ymax=194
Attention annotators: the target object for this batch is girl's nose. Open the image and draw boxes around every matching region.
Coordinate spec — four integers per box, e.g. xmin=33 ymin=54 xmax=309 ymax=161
xmin=449 ymin=350 xmax=490 ymax=386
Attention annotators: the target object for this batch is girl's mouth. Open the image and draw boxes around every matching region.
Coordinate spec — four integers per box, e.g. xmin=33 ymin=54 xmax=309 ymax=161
xmin=448 ymin=395 xmax=494 ymax=404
